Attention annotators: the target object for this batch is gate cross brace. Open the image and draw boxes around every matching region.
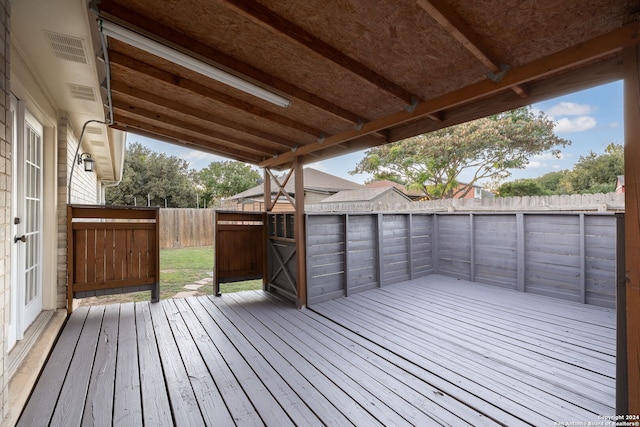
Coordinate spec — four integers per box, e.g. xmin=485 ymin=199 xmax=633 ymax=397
xmin=269 ymin=241 xmax=297 ymax=293
xmin=266 ymin=167 xmax=296 ymax=210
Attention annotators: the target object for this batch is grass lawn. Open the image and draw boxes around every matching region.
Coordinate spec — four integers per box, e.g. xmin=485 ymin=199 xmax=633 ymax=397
xmin=79 ymin=246 xmax=262 ymax=305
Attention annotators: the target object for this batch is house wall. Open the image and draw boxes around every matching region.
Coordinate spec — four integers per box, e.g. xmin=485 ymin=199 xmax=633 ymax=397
xmin=0 ymin=1 xmax=10 ymax=418
xmin=304 ymin=191 xmax=329 ymax=205
xmin=56 ymin=117 xmax=99 ymax=309
xmin=3 ymin=6 xmax=102 ymax=423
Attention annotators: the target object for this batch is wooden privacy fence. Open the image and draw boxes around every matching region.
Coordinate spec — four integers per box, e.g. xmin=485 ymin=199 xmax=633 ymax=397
xmin=306 ymin=212 xmax=617 ymax=308
xmin=67 ymin=205 xmax=160 ymax=313
xmin=160 ymin=208 xmax=214 ymax=248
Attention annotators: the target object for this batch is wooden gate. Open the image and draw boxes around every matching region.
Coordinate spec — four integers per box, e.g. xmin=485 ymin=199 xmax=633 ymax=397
xmin=266 ymin=213 xmax=298 ymax=301
xmin=214 ymin=211 xmax=266 ymax=294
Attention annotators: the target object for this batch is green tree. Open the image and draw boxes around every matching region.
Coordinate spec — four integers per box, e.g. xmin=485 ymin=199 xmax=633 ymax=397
xmin=106 ymin=142 xmax=197 ymax=207
xmin=535 ymin=170 xmax=571 ymax=195
xmin=351 ymin=107 xmax=569 ymax=199
xmin=196 ymin=160 xmax=261 ymax=205
xmin=497 ymin=179 xmax=548 ymax=197
xmin=560 ymin=143 xmax=623 ymax=194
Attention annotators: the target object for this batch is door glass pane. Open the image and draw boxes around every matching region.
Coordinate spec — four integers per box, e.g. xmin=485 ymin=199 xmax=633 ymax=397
xmin=24 ymin=124 xmax=41 ymax=306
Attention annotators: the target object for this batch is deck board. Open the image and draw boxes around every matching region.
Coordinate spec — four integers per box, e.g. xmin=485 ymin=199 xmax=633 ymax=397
xmin=17 ymin=275 xmax=616 ymax=426
xmin=135 ymin=302 xmax=173 ymax=426
xmin=113 ymin=303 xmax=143 ymax=425
xmin=81 ymin=304 xmax=119 ymax=427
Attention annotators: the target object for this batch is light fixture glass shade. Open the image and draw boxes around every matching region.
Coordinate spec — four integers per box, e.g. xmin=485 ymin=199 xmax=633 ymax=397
xmin=83 ymin=157 xmax=95 ymax=172
xmin=100 ymin=20 xmax=292 ymax=108
xmin=78 ymin=153 xmax=95 ymax=172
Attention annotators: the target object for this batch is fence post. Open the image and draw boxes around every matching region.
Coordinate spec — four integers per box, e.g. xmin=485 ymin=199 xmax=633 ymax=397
xmin=516 ymin=213 xmax=525 ymax=292
xmin=579 ymin=213 xmax=586 ymax=304
xmin=344 ymin=214 xmax=351 ymax=296
xmin=432 ymin=214 xmax=439 ymax=274
xmin=469 ymin=213 xmax=476 ymax=283
xmin=377 ymin=213 xmax=385 ymax=287
xmin=408 ymin=214 xmax=414 ymax=280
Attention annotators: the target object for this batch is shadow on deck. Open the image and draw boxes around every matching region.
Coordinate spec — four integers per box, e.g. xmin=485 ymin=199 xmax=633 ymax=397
xmin=17 ymin=275 xmax=615 ymax=426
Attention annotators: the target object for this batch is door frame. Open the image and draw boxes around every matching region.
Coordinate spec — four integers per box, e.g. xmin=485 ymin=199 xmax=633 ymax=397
xmin=9 ymin=97 xmax=44 ymax=349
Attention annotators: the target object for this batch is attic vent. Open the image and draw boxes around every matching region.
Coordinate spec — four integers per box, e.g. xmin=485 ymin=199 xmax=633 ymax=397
xmin=67 ymin=84 xmax=96 ymax=101
xmin=44 ymin=31 xmax=88 ymax=64
xmin=85 ymin=126 xmax=103 ymax=135
xmin=90 ymin=139 xmax=105 ymax=147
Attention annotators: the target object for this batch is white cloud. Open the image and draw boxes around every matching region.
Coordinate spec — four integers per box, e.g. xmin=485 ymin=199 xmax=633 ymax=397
xmin=532 ymin=152 xmax=563 ymax=161
xmin=525 ymin=161 xmax=544 ymax=169
xmin=554 ymin=116 xmax=596 ymax=133
xmin=547 ymin=102 xmax=593 ymax=118
xmin=609 ymin=121 xmax=620 ymax=129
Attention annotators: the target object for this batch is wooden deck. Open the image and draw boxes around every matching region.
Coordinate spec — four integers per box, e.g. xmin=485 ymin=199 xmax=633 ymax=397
xmin=17 ymin=275 xmax=616 ymax=426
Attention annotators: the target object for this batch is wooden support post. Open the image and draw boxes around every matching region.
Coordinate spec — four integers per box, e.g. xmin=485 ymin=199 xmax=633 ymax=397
xmin=293 ymin=158 xmax=307 ymax=307
xmin=263 ymin=168 xmax=271 ymax=292
xmin=623 ymin=44 xmax=640 ymax=415
xmin=214 ymin=210 xmax=221 ymax=296
xmin=616 ymin=213 xmax=628 ymax=414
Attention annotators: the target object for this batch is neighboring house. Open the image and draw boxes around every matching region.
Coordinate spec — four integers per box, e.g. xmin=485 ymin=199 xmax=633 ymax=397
xmin=320 ymin=186 xmax=413 ymax=209
xmin=617 ymin=175 xmax=625 ymax=193
xmin=365 ymin=180 xmax=425 ymax=200
xmin=3 ymin=1 xmax=126 ymax=422
xmin=223 ymin=168 xmax=363 ymax=211
xmin=452 ymin=182 xmax=495 ymax=200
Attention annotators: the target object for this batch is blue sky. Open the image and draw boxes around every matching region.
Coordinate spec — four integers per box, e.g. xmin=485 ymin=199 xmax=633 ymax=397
xmin=130 ymin=80 xmax=623 ymax=185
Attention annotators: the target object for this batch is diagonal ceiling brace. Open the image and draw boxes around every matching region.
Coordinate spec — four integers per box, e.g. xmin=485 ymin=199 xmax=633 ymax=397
xmin=416 ymin=0 xmax=528 ymax=98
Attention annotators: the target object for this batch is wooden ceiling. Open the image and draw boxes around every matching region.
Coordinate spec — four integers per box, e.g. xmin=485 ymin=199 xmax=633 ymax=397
xmin=91 ymin=0 xmax=640 ymax=169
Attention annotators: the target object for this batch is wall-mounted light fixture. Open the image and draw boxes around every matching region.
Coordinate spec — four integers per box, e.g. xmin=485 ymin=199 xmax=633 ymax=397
xmin=99 ymin=20 xmax=292 ymax=108
xmin=77 ymin=153 xmax=95 ymax=172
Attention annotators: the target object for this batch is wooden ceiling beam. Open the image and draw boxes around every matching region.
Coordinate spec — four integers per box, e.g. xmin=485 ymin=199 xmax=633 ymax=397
xmin=110 ymin=80 xmax=298 ymax=149
xmin=112 ymin=114 xmax=264 ymax=164
xmin=219 ymin=0 xmax=419 ymax=106
xmin=260 ymin=22 xmax=640 ymax=168
xmin=296 ymin=57 xmax=622 ymax=166
xmin=108 ymin=50 xmax=325 ymax=137
xmin=416 ymin=0 xmax=527 ymax=98
xmin=112 ymin=101 xmax=280 ymax=157
xmin=96 ymin=2 xmax=367 ymax=125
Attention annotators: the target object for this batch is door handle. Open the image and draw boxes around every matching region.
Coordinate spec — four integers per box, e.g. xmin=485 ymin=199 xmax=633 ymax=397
xmin=14 ymin=235 xmax=26 ymax=243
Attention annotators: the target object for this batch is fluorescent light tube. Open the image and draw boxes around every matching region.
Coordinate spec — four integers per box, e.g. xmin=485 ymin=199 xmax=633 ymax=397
xmin=99 ymin=20 xmax=291 ymax=108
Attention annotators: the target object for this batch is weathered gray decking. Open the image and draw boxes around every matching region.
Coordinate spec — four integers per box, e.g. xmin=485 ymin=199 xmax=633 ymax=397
xmin=18 ymin=275 xmax=616 ymax=426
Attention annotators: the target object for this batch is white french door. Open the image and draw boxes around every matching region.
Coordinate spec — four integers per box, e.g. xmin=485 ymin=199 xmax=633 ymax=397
xmin=9 ymin=97 xmax=43 ymax=350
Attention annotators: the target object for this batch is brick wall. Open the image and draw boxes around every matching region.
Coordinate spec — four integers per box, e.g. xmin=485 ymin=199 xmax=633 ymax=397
xmin=0 ymin=0 xmax=9 ymax=420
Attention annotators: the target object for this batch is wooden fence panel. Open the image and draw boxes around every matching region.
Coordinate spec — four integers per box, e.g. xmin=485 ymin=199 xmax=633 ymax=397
xmin=585 ymin=215 xmax=617 ymax=307
xmin=474 ymin=215 xmax=518 ymax=290
xmin=214 ymin=211 xmax=265 ymax=289
xmin=160 ymin=209 xmax=214 ymax=249
xmin=411 ymin=214 xmax=434 ymax=278
xmin=305 ymin=212 xmax=616 ymax=308
xmin=436 ymin=215 xmax=471 ymax=280
xmin=348 ymin=215 xmax=379 ymax=293
xmin=306 ymin=215 xmax=345 ymax=305
xmin=382 ymin=214 xmax=410 ymax=285
xmin=67 ymin=205 xmax=160 ymax=313
xmin=524 ymin=215 xmax=582 ymax=302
